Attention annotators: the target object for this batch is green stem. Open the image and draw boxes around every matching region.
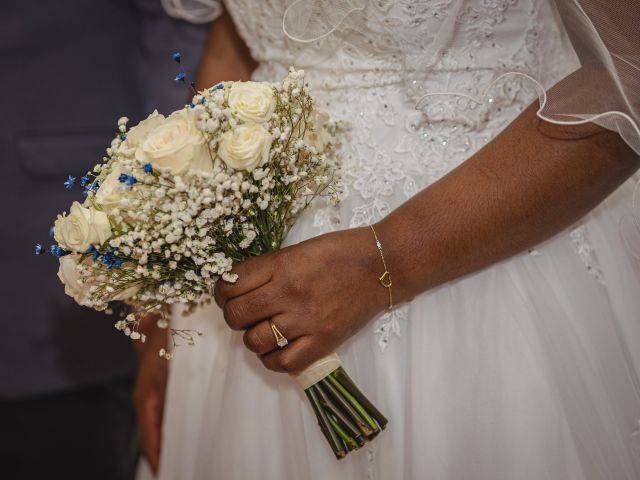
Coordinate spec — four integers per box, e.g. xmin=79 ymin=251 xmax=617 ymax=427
xmin=325 ymin=412 xmax=359 ymax=451
xmin=326 ymin=371 xmax=380 ymax=433
xmin=306 ymin=387 xmax=346 ymax=459
xmin=315 ymin=382 xmax=365 ymax=445
xmin=305 ymin=390 xmax=336 ymax=452
xmin=332 ymin=368 xmax=388 ymax=430
xmin=319 ymin=378 xmax=372 ymax=437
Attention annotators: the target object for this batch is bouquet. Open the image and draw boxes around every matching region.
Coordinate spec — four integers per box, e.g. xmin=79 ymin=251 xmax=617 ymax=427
xmin=38 ymin=67 xmax=387 ymax=459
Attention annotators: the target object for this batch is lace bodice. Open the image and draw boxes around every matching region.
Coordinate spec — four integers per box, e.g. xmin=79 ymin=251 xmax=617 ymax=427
xmin=224 ymin=0 xmax=576 ymax=185
xmin=226 ymin=0 xmax=573 ymax=98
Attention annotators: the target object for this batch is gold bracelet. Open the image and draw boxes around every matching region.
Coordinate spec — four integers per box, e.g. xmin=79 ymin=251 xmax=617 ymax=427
xmin=369 ymin=224 xmax=393 ymax=310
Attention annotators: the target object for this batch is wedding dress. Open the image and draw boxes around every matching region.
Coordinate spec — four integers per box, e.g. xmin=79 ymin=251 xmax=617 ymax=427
xmin=139 ymin=1 xmax=640 ymax=478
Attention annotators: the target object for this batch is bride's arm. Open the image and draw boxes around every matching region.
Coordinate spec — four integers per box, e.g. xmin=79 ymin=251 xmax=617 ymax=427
xmin=378 ymin=101 xmax=639 ymax=305
xmin=194 ymin=10 xmax=256 ymax=88
xmin=214 ymin=99 xmax=639 ymax=374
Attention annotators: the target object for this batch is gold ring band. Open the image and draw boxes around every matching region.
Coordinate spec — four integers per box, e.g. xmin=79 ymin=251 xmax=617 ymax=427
xmin=270 ymin=320 xmax=289 ymax=349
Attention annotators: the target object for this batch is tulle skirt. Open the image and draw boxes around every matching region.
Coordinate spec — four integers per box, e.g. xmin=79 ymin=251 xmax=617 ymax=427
xmin=137 ymin=170 xmax=640 ymax=479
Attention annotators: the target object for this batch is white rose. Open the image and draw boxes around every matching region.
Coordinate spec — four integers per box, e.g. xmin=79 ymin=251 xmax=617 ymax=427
xmin=119 ymin=110 xmax=165 ymax=157
xmin=228 ymin=82 xmax=276 ymax=123
xmin=58 ymin=255 xmax=94 ymax=307
xmin=54 ymin=201 xmax=112 ymax=252
xmin=94 ymin=165 xmax=124 ymax=209
xmin=135 ymin=109 xmax=212 ymax=174
xmin=303 ymin=109 xmax=332 ymax=152
xmin=58 ymin=255 xmax=139 ymax=307
xmin=217 ymin=123 xmax=271 ymax=171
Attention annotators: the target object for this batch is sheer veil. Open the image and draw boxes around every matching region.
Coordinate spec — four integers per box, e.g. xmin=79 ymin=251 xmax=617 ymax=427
xmin=539 ymin=0 xmax=640 ymax=155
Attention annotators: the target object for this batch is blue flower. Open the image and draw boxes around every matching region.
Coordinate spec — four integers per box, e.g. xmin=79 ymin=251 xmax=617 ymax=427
xmin=64 ymin=175 xmax=77 ymax=189
xmin=50 ymin=245 xmax=65 ymax=257
xmin=34 ymin=243 xmax=44 ymax=256
xmin=120 ymin=134 xmax=127 ymax=141
xmin=143 ymin=163 xmax=153 ymax=173
xmin=49 ymin=226 xmax=55 ymax=239
xmin=101 ymin=254 xmax=113 ymax=268
xmin=101 ymin=253 xmax=123 ymax=269
xmin=172 ymin=52 xmax=182 ymax=63
xmin=83 ymin=181 xmax=99 ymax=197
xmin=174 ymin=72 xmax=186 ymax=83
xmin=118 ymin=173 xmax=136 ymax=186
xmin=216 ymin=83 xmax=224 ymax=90
xmin=189 ymin=101 xmax=195 ymax=108
xmin=80 ymin=176 xmax=90 ymax=187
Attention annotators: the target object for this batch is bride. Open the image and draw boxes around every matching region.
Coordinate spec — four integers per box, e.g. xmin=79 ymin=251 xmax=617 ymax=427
xmin=136 ymin=1 xmax=640 ymax=478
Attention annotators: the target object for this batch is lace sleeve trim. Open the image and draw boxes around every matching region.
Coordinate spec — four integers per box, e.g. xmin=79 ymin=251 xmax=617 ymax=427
xmin=161 ymin=0 xmax=223 ymax=24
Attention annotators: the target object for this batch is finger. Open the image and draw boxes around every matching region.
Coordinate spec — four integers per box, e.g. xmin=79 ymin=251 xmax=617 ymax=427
xmin=243 ymin=316 xmax=302 ymax=355
xmin=214 ymin=252 xmax=278 ymax=307
xmin=140 ymin=402 xmax=160 ymax=474
xmin=223 ymin=284 xmax=281 ymax=331
xmin=259 ymin=336 xmax=321 ymax=373
xmin=140 ymin=394 xmax=163 ymax=474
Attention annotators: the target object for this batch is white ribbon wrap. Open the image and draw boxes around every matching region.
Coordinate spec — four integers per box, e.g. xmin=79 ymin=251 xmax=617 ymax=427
xmin=290 ymin=352 xmax=342 ymax=390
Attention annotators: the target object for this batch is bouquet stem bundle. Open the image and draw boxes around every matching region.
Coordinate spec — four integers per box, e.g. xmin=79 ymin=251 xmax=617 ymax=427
xmin=305 ymin=367 xmax=387 ymax=459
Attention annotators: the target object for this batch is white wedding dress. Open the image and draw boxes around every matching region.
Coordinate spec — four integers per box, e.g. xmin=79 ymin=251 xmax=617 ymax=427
xmin=140 ymin=1 xmax=640 ymax=478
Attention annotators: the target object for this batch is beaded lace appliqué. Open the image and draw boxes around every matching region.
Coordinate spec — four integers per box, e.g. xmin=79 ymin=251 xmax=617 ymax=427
xmin=374 ymin=306 xmax=408 ymax=352
xmin=570 ymin=223 xmax=605 ymax=285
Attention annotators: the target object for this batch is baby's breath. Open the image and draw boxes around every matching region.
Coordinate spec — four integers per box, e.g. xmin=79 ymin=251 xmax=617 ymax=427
xmin=57 ymin=68 xmax=343 ymax=354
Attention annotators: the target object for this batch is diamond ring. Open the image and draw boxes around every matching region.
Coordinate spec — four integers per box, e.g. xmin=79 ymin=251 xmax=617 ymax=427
xmin=270 ymin=320 xmax=289 ymax=349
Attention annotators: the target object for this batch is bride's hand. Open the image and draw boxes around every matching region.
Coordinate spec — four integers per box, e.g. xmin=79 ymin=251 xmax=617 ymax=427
xmin=214 ymin=227 xmax=390 ymax=373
